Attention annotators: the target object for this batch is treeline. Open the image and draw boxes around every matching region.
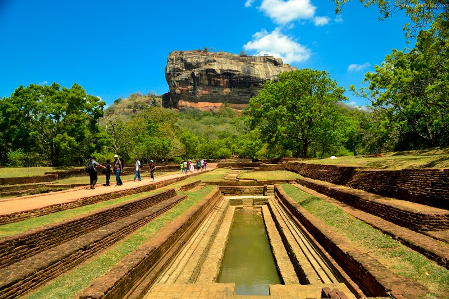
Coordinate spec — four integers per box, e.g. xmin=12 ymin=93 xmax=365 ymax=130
xmin=1 ymin=3 xmax=447 ymax=166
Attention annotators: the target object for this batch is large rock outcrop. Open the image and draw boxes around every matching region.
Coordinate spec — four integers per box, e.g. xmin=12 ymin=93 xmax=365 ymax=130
xmin=164 ymin=50 xmax=296 ymax=109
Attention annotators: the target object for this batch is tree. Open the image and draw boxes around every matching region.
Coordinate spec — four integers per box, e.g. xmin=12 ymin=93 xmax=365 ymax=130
xmin=0 ymin=83 xmax=106 ymax=166
xmin=356 ymin=28 xmax=449 ymax=149
xmin=246 ymin=69 xmax=347 ymax=158
xmin=334 ymin=0 xmax=448 ymax=40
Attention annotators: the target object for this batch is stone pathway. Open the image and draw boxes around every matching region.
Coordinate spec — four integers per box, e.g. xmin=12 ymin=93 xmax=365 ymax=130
xmin=0 ymin=165 xmax=216 ymax=216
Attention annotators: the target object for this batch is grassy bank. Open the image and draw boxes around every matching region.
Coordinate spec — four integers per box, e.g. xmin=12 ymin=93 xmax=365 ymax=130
xmin=281 ymin=183 xmax=449 ymax=297
xmin=305 ymin=148 xmax=449 ymax=169
xmin=25 ymin=185 xmax=215 ymax=299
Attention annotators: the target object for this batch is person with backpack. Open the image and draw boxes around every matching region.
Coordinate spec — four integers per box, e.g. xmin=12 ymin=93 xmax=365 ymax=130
xmin=113 ymin=155 xmax=124 ymax=186
xmin=134 ymin=157 xmax=142 ymax=181
xmin=149 ymin=160 xmax=156 ymax=181
xmin=87 ymin=156 xmax=106 ymax=189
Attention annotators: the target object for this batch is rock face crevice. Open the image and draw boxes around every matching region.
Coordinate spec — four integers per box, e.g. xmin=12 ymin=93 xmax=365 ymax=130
xmin=164 ymin=50 xmax=296 ymax=109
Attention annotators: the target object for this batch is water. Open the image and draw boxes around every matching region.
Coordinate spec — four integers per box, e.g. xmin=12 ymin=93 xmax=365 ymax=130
xmin=217 ymin=207 xmax=282 ymax=295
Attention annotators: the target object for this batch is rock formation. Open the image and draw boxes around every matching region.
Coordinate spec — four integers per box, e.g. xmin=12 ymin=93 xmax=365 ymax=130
xmin=164 ymin=50 xmax=296 ymax=109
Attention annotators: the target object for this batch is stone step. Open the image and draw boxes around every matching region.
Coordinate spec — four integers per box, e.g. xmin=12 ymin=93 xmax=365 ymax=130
xmin=0 ymin=195 xmax=186 ymax=299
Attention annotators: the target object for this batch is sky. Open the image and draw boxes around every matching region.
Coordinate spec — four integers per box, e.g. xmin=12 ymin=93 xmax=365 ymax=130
xmin=0 ymin=0 xmax=413 ymax=107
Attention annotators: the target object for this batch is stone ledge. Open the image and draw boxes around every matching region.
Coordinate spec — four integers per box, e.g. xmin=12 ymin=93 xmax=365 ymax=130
xmin=274 ymin=185 xmax=428 ymax=298
xmin=77 ymin=186 xmax=223 ymax=299
xmin=296 ymin=177 xmax=449 ymax=232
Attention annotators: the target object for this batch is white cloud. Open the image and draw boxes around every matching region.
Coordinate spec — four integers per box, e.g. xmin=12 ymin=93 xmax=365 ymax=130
xmin=313 ymin=16 xmax=330 ymax=26
xmin=38 ymin=81 xmax=48 ymax=85
xmin=347 ymin=62 xmax=371 ymax=72
xmin=243 ymin=28 xmax=311 ymax=64
xmin=260 ymin=0 xmax=316 ymax=25
xmin=334 ymin=14 xmax=343 ymax=23
xmin=245 ymin=0 xmax=255 ymax=7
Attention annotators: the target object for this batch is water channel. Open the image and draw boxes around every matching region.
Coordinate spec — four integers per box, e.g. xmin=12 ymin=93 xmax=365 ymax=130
xmin=217 ymin=207 xmax=282 ymax=295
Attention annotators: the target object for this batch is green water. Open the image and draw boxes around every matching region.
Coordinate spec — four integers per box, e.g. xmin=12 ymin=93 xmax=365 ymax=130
xmin=217 ymin=208 xmax=282 ymax=295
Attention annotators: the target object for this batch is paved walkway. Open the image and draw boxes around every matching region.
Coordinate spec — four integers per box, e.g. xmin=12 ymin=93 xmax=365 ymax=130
xmin=0 ymin=165 xmax=216 ymax=216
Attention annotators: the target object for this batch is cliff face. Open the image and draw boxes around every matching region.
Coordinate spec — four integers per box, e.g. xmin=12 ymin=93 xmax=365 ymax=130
xmin=164 ymin=50 xmax=296 ymax=109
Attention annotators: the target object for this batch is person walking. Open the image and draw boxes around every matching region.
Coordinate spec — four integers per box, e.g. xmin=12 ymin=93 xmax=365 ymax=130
xmin=87 ymin=156 xmax=106 ymax=189
xmin=204 ymin=160 xmax=207 ymax=170
xmin=180 ymin=161 xmax=184 ymax=173
xmin=183 ymin=160 xmax=188 ymax=174
xmin=104 ymin=159 xmax=111 ymax=186
xmin=134 ymin=158 xmax=142 ymax=181
xmin=113 ymin=155 xmax=124 ymax=186
xmin=149 ymin=160 xmax=156 ymax=181
xmin=196 ymin=160 xmax=200 ymax=171
xmin=200 ymin=159 xmax=204 ymax=171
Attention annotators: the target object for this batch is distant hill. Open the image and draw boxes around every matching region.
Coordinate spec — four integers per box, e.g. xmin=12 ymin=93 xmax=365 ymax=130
xmin=103 ymin=92 xmax=163 ymax=118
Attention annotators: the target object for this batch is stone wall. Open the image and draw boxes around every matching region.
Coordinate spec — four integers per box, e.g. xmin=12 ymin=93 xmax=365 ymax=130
xmin=274 ymin=185 xmax=428 ymax=298
xmin=179 ymin=180 xmax=202 ymax=191
xmin=78 ymin=186 xmax=223 ymax=299
xmin=0 ymin=174 xmax=198 ymax=225
xmin=0 ymin=189 xmax=177 ymax=269
xmin=285 ymin=162 xmax=449 ymax=209
xmin=296 ymin=177 xmax=449 ymax=232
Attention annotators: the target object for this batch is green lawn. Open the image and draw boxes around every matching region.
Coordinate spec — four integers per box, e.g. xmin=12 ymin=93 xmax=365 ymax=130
xmin=305 ymin=148 xmax=449 ymax=169
xmin=239 ymin=170 xmax=300 ymax=180
xmin=281 ymin=183 xmax=449 ymax=297
xmin=0 ymin=167 xmax=81 ymax=178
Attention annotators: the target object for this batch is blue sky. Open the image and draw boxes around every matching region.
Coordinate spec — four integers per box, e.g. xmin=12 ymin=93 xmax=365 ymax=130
xmin=0 ymin=0 xmax=412 ymax=107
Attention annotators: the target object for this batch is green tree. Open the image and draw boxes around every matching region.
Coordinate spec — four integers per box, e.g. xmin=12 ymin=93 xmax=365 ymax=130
xmin=0 ymin=83 xmax=106 ymax=166
xmin=246 ymin=69 xmax=347 ymax=158
xmin=334 ymin=0 xmax=448 ymax=40
xmin=356 ymin=28 xmax=449 ymax=149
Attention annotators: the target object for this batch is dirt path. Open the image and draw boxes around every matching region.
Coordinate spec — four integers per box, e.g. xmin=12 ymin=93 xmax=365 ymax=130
xmin=0 ymin=165 xmax=216 ymax=216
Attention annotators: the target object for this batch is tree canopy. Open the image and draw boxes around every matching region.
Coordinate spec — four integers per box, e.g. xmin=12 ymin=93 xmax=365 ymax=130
xmin=246 ymin=69 xmax=347 ymax=158
xmin=0 ymin=83 xmax=106 ymax=166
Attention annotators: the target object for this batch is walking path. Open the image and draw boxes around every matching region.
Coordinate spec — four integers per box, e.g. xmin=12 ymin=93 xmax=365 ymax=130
xmin=0 ymin=165 xmax=216 ymax=217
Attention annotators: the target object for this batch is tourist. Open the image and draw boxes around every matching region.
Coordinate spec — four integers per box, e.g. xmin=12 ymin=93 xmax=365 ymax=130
xmin=88 ymin=156 xmax=106 ymax=189
xmin=149 ymin=160 xmax=156 ymax=181
xmin=204 ymin=160 xmax=207 ymax=170
xmin=180 ymin=161 xmax=184 ymax=173
xmin=189 ymin=160 xmax=195 ymax=172
xmin=104 ymin=159 xmax=111 ymax=186
xmin=196 ymin=160 xmax=200 ymax=171
xmin=113 ymin=155 xmax=124 ymax=186
xmin=200 ymin=159 xmax=204 ymax=171
xmin=133 ymin=157 xmax=142 ymax=181
xmin=183 ymin=160 xmax=188 ymax=174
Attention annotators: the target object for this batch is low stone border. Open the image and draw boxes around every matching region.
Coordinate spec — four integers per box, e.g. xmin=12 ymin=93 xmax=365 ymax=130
xmin=293 ymin=183 xmax=449 ymax=270
xmin=0 ymin=174 xmax=198 ymax=225
xmin=0 ymin=189 xmax=177 ymax=269
xmin=78 ymin=186 xmax=223 ymax=299
xmin=274 ymin=184 xmax=428 ymax=299
xmin=285 ymin=161 xmax=449 ymax=209
xmin=0 ymin=194 xmax=186 ymax=299
xmin=296 ymin=177 xmax=449 ymax=232
xmin=179 ymin=180 xmax=201 ymax=191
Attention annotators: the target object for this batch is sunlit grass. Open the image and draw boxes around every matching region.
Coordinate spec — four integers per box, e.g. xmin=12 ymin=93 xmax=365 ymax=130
xmin=239 ymin=170 xmax=300 ymax=180
xmin=305 ymin=148 xmax=449 ymax=169
xmin=0 ymin=167 xmax=81 ymax=178
xmin=25 ymin=185 xmax=215 ymax=299
xmin=281 ymin=183 xmax=449 ymax=297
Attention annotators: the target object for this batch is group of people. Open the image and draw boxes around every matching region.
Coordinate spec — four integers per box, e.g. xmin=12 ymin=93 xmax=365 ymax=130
xmin=87 ymin=155 xmax=156 ymax=189
xmin=180 ymin=159 xmax=207 ymax=173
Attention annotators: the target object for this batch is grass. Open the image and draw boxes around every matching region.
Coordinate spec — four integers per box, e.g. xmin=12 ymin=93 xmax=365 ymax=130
xmin=281 ymin=183 xmax=449 ymax=297
xmin=55 ymin=171 xmax=175 ymax=185
xmin=239 ymin=170 xmax=300 ymax=180
xmin=25 ymin=185 xmax=215 ymax=299
xmin=0 ymin=167 xmax=82 ymax=178
xmin=305 ymin=148 xmax=449 ymax=169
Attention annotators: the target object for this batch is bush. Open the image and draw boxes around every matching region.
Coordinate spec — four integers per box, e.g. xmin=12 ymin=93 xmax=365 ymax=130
xmin=7 ymin=149 xmax=27 ymax=167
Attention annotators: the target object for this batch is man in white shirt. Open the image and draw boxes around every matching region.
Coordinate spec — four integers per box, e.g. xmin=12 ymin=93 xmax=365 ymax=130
xmin=134 ymin=158 xmax=142 ymax=181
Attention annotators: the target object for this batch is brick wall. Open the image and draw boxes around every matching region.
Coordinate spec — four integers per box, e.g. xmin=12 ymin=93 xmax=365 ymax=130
xmin=274 ymin=185 xmax=428 ymax=298
xmin=296 ymin=177 xmax=449 ymax=232
xmin=179 ymin=180 xmax=202 ymax=191
xmin=78 ymin=186 xmax=223 ymax=299
xmin=0 ymin=189 xmax=177 ymax=269
xmin=285 ymin=162 xmax=449 ymax=209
